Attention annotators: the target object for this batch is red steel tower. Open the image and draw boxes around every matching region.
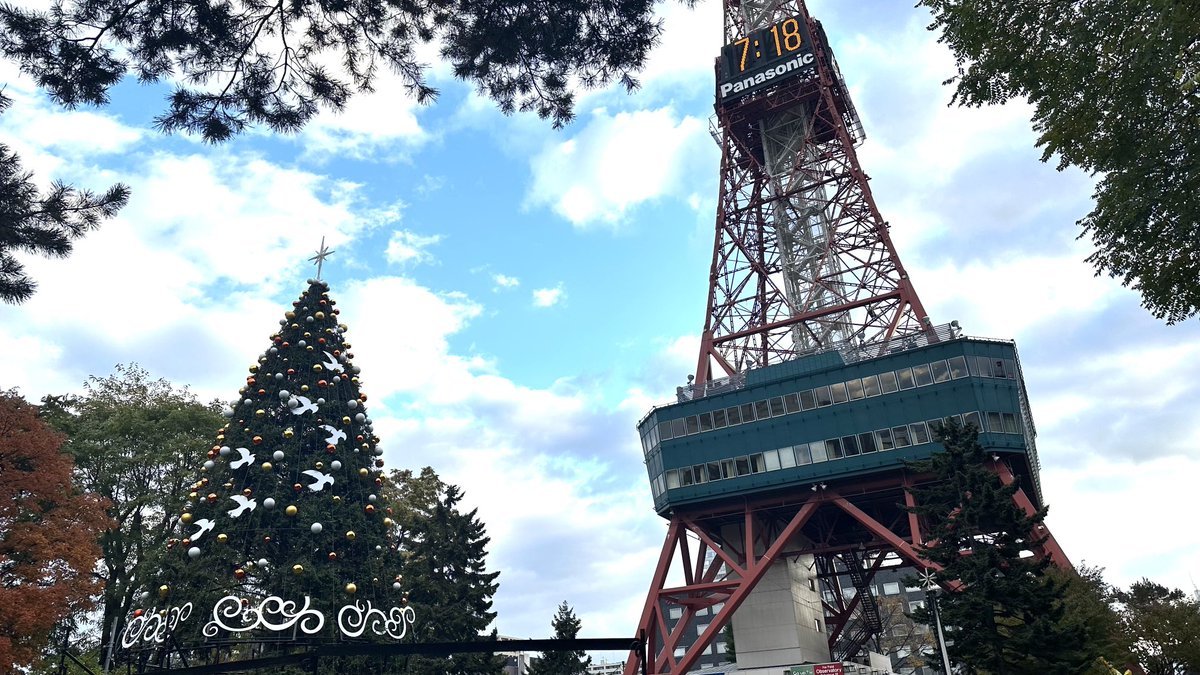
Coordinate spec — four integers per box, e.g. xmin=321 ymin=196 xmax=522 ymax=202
xmin=624 ymin=2 xmax=1069 ymax=673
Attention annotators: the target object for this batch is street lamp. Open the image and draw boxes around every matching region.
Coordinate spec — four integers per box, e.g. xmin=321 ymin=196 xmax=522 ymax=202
xmin=919 ymin=569 xmax=953 ymax=673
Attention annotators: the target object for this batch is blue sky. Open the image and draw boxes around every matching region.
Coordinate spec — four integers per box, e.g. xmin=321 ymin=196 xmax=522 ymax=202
xmin=3 ymin=0 xmax=1199 ymax=652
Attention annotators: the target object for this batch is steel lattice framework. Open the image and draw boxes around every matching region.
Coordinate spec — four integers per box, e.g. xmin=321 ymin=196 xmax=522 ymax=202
xmin=695 ymin=0 xmax=930 ymax=387
xmin=623 ymin=2 xmax=1070 ymax=674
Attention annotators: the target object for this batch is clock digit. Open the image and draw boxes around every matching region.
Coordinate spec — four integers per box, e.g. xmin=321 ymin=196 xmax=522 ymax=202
xmin=736 ymin=37 xmax=751 ymax=71
xmin=769 ymin=25 xmax=782 ymax=57
xmin=781 ymin=18 xmax=802 ymax=51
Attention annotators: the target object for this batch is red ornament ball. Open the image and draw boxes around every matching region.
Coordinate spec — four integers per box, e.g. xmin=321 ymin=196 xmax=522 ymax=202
xmin=252 ymin=436 xmax=263 ymax=445
xmin=234 ymin=568 xmax=246 ymax=580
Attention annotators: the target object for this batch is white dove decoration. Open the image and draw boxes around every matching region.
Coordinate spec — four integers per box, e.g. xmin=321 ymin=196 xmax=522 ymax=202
xmin=301 ymin=469 xmax=335 ymax=492
xmin=191 ymin=518 xmax=215 ymax=542
xmin=319 ymin=424 xmax=347 ymax=447
xmin=290 ymin=395 xmax=318 ymax=415
xmin=321 ymin=351 xmax=344 ymax=374
xmin=227 ymin=495 xmax=258 ymax=519
xmin=230 ymin=447 xmax=255 ymax=469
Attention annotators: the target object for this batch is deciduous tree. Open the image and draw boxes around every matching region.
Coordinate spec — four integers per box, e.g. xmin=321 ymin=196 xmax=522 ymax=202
xmin=920 ymin=0 xmax=1200 ymax=322
xmin=1116 ymin=579 xmax=1200 ymax=675
xmin=0 ymin=390 xmax=108 ymax=671
xmin=41 ymin=365 xmax=223 ymax=666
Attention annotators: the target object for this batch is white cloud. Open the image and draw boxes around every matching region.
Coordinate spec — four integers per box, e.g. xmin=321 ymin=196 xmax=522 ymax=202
xmin=492 ymin=274 xmax=520 ymax=290
xmin=532 ymin=284 xmax=566 ymax=308
xmin=298 ymin=73 xmax=429 ymax=160
xmin=525 ymin=107 xmax=710 ymax=227
xmin=384 ymin=229 xmax=442 ymax=266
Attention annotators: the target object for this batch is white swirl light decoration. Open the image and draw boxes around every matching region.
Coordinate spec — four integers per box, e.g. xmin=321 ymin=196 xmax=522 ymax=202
xmin=120 ymin=603 xmax=194 ymax=648
xmin=202 ymin=595 xmax=326 ymax=638
xmin=337 ymin=601 xmax=416 ymax=639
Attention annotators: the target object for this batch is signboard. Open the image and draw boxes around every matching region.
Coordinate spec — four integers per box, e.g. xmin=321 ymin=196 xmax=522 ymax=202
xmin=717 ymin=14 xmax=817 ymax=104
xmin=789 ymin=663 xmax=844 ymax=675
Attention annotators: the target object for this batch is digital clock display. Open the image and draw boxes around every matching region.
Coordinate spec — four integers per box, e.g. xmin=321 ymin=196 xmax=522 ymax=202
xmin=717 ymin=15 xmax=816 ymax=103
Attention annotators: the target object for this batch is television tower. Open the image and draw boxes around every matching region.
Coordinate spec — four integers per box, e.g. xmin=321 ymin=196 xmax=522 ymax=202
xmin=624 ymin=2 xmax=1069 ymax=673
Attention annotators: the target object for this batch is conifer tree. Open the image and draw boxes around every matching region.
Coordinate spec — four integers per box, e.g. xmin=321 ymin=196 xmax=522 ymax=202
xmin=907 ymin=422 xmax=1088 ymax=673
xmin=526 ymin=601 xmax=591 ymax=675
xmin=118 ymin=279 xmax=412 ymax=665
xmin=391 ymin=470 xmax=503 ymax=675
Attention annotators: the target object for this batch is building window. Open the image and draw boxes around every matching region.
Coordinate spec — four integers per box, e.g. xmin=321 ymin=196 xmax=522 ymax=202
xmin=883 ymin=582 xmax=901 ymax=595
xmin=668 ymin=607 xmax=683 ymax=620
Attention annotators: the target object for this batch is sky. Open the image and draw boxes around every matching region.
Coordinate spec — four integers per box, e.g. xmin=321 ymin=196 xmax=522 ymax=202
xmin=2 ymin=0 xmax=1199 ymax=657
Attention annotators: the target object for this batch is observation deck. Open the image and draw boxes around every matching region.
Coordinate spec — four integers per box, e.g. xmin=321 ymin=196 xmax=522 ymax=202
xmin=637 ymin=328 xmax=1042 ymax=516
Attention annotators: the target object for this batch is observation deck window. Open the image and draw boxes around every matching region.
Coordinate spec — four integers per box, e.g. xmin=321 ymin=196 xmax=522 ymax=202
xmin=795 ymin=444 xmax=813 ymax=465
xmin=879 ymin=371 xmax=898 ymax=393
xmin=779 ymin=445 xmax=797 ymax=468
xmin=846 ymin=378 xmax=865 ymax=400
xmin=862 ymin=374 xmax=881 ymax=397
xmin=722 ymin=459 xmax=736 ymax=478
xmin=931 ymin=360 xmax=951 ymax=383
xmin=912 ymin=363 xmax=934 ymax=387
xmin=784 ymin=393 xmax=801 ymax=413
xmin=858 ymin=432 xmax=878 ymax=454
xmin=897 ymin=367 xmax=915 ymax=390
xmin=876 ymin=428 xmax=895 ymax=451
xmin=672 ymin=418 xmax=687 ymax=438
xmin=707 ymin=462 xmax=722 ymax=482
xmin=686 ymin=416 xmax=700 ymax=435
xmin=699 ymin=412 xmax=713 ymax=432
xmin=713 ymin=409 xmax=728 ymax=429
xmin=963 ymin=411 xmax=982 ymax=430
xmin=769 ymin=396 xmax=787 ymax=417
xmin=825 ymin=438 xmax=844 ymax=459
xmin=830 ymin=382 xmax=849 ymax=404
xmin=841 ymin=435 xmax=860 ymax=456
xmin=764 ymin=448 xmax=782 ymax=471
xmin=750 ymin=453 xmax=767 ymax=473
xmin=736 ymin=457 xmax=751 ymax=476
xmin=909 ymin=422 xmax=930 ymax=444
xmin=815 ymin=386 xmax=833 ymax=407
xmin=1002 ymin=412 xmax=1019 ymax=434
xmin=810 ymin=441 xmax=829 ymax=463
xmin=948 ymin=355 xmax=969 ymax=379
xmin=892 ymin=425 xmax=911 ymax=448
xmin=754 ymin=400 xmax=771 ymax=420
xmin=987 ymin=412 xmax=1003 ymax=432
xmin=727 ymin=406 xmax=743 ymax=426
xmin=800 ymin=389 xmax=817 ymax=410
xmin=740 ymin=402 xmax=757 ymax=423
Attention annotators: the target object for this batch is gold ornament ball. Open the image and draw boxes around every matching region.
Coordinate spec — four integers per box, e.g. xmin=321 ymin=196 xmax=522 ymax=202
xmin=217 ymin=533 xmax=228 ymax=544
xmin=358 ymin=468 xmax=369 ymax=477
xmin=249 ymin=365 xmax=258 ymax=373
xmin=313 ymin=364 xmax=323 ymax=372
xmin=345 ymin=530 xmax=356 ymax=541
xmin=344 ymin=583 xmax=357 ymax=595
xmin=285 ymin=505 xmax=298 ymax=517
xmin=306 ymin=345 xmax=314 ymax=352
xmin=315 ymin=311 xmax=326 ymax=320
xmin=188 ymin=491 xmax=198 ymax=500
xmin=315 ymin=461 xmax=324 ymax=470
xmin=301 ymin=385 xmax=310 ymax=392
xmin=255 ymin=408 xmax=265 ymax=417
xmin=262 ymin=462 xmax=273 ymax=472
xmin=158 ymin=585 xmax=170 ymax=598
xmin=292 ymin=564 xmax=304 ymax=575
xmin=332 ymin=495 xmax=342 ymax=504
xmin=283 ymin=429 xmax=294 ymax=439
xmin=285 ymin=311 xmax=296 ymax=319
xmin=364 ymin=504 xmax=376 ymax=515
xmin=181 ymin=512 xmax=194 ymax=524
xmin=383 ymin=517 xmax=394 ymax=527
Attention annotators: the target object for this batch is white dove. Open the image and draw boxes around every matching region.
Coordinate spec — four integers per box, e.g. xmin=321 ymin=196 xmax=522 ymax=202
xmin=321 ymin=351 xmax=344 ymax=374
xmin=319 ymin=424 xmax=347 ymax=447
xmin=290 ymin=395 xmax=318 ymax=415
xmin=191 ymin=518 xmax=215 ymax=542
xmin=230 ymin=447 xmax=255 ymax=469
xmin=301 ymin=469 xmax=335 ymax=492
xmin=227 ymin=494 xmax=258 ymax=518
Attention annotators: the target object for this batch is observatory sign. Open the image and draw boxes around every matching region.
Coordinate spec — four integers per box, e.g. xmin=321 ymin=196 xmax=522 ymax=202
xmin=717 ymin=14 xmax=816 ymax=103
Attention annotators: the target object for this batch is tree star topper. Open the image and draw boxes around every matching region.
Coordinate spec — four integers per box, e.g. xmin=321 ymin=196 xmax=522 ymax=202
xmin=309 ymin=237 xmax=335 ymax=279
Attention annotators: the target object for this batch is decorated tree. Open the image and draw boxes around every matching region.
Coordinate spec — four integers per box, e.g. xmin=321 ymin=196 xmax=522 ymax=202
xmin=118 ymin=276 xmax=413 ymax=666
xmin=0 ymin=391 xmax=108 ymax=671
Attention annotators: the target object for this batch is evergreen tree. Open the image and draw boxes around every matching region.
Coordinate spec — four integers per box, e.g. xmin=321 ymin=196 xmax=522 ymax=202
xmin=907 ymin=422 xmax=1088 ymax=674
xmin=119 ymin=279 xmax=412 ymax=666
xmin=0 ymin=90 xmax=128 ymax=305
xmin=526 ymin=601 xmax=591 ymax=675
xmin=390 ymin=468 xmax=503 ymax=675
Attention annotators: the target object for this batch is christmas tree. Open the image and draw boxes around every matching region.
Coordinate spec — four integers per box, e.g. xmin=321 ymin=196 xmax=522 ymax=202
xmin=119 ymin=274 xmax=413 ymax=661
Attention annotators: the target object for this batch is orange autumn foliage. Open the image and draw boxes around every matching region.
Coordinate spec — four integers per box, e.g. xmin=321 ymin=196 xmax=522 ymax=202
xmin=0 ymin=392 xmax=109 ymax=671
